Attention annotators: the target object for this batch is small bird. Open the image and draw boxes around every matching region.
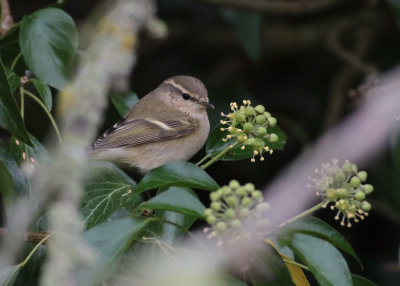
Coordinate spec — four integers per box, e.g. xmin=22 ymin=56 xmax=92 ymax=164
xmin=91 ymin=75 xmax=214 ymax=173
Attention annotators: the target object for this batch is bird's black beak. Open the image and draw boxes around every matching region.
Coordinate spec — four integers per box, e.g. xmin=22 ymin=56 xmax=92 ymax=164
xmin=201 ymin=101 xmax=215 ymax=109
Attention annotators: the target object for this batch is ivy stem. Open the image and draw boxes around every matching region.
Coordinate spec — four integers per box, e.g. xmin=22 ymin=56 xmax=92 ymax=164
xmin=282 ymin=258 xmax=310 ymax=271
xmin=23 ymin=89 xmax=63 ymax=145
xmin=278 ymin=201 xmax=324 ymax=228
xmin=10 ymin=52 xmax=22 ymax=71
xmin=200 ymin=142 xmax=238 ymax=170
xmin=196 ymin=154 xmax=211 ymax=166
xmin=20 ymin=86 xmax=25 ymax=120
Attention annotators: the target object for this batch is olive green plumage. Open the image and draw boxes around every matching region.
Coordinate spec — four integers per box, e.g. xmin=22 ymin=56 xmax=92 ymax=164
xmin=91 ymin=75 xmax=214 ymax=173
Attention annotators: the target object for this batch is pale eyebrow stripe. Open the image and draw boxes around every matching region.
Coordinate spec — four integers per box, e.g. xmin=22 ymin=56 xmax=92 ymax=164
xmin=165 ymin=79 xmax=192 ymax=96
xmin=146 ymin=118 xmax=175 ymax=130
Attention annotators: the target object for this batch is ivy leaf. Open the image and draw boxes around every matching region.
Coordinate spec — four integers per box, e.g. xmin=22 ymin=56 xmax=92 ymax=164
xmin=4 ymin=67 xmax=19 ymax=93
xmin=206 ymin=124 xmax=286 ymax=160
xmin=221 ymin=8 xmax=262 ymax=61
xmin=137 ymin=186 xmax=206 ymax=219
xmin=157 ymin=211 xmax=197 ymax=244
xmin=82 ymin=161 xmax=140 ymax=229
xmin=111 ymin=91 xmax=139 ymax=117
xmin=31 ymin=78 xmax=52 ymax=111
xmin=9 ymin=133 xmax=49 ymax=166
xmin=0 ymin=24 xmax=21 ymax=67
xmin=0 ymin=139 xmax=28 ymax=198
xmin=0 ymin=60 xmax=31 ymax=145
xmin=283 ymin=217 xmax=362 ymax=267
xmin=288 ymin=233 xmax=352 ymax=286
xmin=78 ymin=217 xmax=150 ymax=286
xmin=20 ymin=8 xmax=78 ymax=89
xmin=352 ymin=274 xmax=378 ymax=286
xmin=134 ymin=161 xmax=219 ymax=194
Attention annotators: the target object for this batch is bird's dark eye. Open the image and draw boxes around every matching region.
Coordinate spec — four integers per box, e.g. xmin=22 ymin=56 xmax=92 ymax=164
xmin=182 ymin=93 xmax=190 ymax=100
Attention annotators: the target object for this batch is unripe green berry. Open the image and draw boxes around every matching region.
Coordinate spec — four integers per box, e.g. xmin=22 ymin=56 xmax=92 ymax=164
xmin=252 ymin=190 xmax=263 ymax=200
xmin=226 ymin=196 xmax=238 ymax=207
xmin=334 ymin=171 xmax=346 ymax=182
xmin=206 ymin=215 xmax=216 ymax=225
xmin=357 ymin=171 xmax=368 ymax=182
xmin=350 ymin=176 xmax=361 ymax=188
xmin=342 ymin=161 xmax=353 ymax=173
xmin=221 ymin=186 xmax=231 ymax=195
xmin=267 ymin=117 xmax=277 ymax=127
xmin=257 ymin=126 xmax=267 ymax=137
xmin=245 ymin=106 xmax=255 ymax=116
xmin=244 ymin=183 xmax=255 ymax=191
xmin=231 ymin=219 xmax=242 ymax=228
xmin=363 ymin=184 xmax=374 ymax=194
xmin=243 ymin=122 xmax=254 ymax=134
xmin=239 ymin=208 xmax=250 ymax=217
xmin=237 ymin=134 xmax=247 ymax=143
xmin=225 ymin=209 xmax=235 ymax=219
xmin=216 ymin=222 xmax=227 ymax=231
xmin=355 ymin=191 xmax=366 ymax=201
xmin=229 ymin=180 xmax=240 ymax=189
xmin=255 ymin=105 xmax=265 ymax=114
xmin=204 ymin=208 xmax=213 ymax=216
xmin=351 ymin=164 xmax=358 ymax=173
xmin=242 ymin=197 xmax=253 ymax=207
xmin=361 ymin=201 xmax=371 ymax=211
xmin=264 ymin=112 xmax=271 ymax=118
xmin=336 ymin=199 xmax=349 ymax=211
xmin=236 ymin=111 xmax=246 ymax=123
xmin=210 ymin=192 xmax=220 ymax=201
xmin=235 ymin=186 xmax=247 ymax=196
xmin=211 ymin=201 xmax=221 ymax=211
xmin=327 ymin=188 xmax=338 ymax=201
xmin=336 ymin=188 xmax=347 ymax=199
xmin=268 ymin=133 xmax=278 ymax=143
xmin=256 ymin=115 xmax=266 ymax=124
xmin=245 ymin=138 xmax=257 ymax=146
xmin=256 ymin=202 xmax=270 ymax=213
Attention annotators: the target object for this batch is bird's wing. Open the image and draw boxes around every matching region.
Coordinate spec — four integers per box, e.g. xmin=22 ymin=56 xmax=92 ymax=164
xmin=92 ymin=117 xmax=198 ymax=150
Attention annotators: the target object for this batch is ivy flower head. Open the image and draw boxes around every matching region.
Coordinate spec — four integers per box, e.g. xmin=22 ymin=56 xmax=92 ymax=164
xmin=308 ymin=159 xmax=373 ymax=228
xmin=220 ymin=100 xmax=278 ymax=162
xmin=204 ymin=180 xmax=270 ymax=244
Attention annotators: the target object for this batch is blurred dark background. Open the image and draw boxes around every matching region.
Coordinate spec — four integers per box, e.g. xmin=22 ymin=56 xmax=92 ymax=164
xmin=5 ymin=0 xmax=400 ymax=284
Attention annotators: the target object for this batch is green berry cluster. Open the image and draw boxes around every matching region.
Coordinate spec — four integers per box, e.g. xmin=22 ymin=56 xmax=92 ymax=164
xmin=204 ymin=180 xmax=270 ymax=243
xmin=309 ymin=159 xmax=374 ymax=228
xmin=220 ymin=100 xmax=278 ymax=162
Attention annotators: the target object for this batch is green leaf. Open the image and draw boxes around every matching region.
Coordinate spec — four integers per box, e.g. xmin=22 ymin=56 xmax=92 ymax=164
xmin=221 ymin=8 xmax=262 ymax=61
xmin=4 ymin=67 xmax=19 ymax=93
xmin=0 ymin=60 xmax=31 ymax=145
xmin=0 ymin=25 xmax=21 ymax=67
xmin=289 ymin=233 xmax=352 ymax=286
xmin=82 ymin=161 xmax=139 ymax=229
xmin=78 ymin=217 xmax=150 ymax=286
xmin=0 ymin=161 xmax=14 ymax=215
xmin=206 ymin=124 xmax=286 ymax=160
xmin=352 ymin=274 xmax=378 ymax=286
xmin=20 ymin=8 xmax=78 ymax=89
xmin=31 ymin=78 xmax=52 ymax=111
xmin=157 ymin=210 xmax=196 ymax=244
xmin=2 ymin=233 xmax=50 ymax=286
xmin=111 ymin=91 xmax=139 ymax=117
xmin=134 ymin=162 xmax=219 ymax=194
xmin=138 ymin=186 xmax=206 ymax=219
xmin=9 ymin=133 xmax=49 ymax=166
xmin=284 ymin=217 xmax=362 ymax=267
xmin=0 ymin=139 xmax=28 ymax=197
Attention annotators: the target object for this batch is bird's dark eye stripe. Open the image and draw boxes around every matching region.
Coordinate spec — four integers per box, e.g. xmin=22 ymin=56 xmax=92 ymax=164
xmin=182 ymin=93 xmax=190 ymax=100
